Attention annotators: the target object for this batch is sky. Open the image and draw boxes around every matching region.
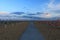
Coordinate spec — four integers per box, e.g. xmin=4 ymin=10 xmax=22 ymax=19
xmin=0 ymin=0 xmax=48 ymax=12
xmin=0 ymin=0 xmax=60 ymax=19
xmin=0 ymin=0 xmax=60 ymax=13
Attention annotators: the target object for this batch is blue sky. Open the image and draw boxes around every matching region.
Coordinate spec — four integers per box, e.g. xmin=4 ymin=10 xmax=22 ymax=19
xmin=0 ymin=0 xmax=60 ymax=20
xmin=0 ymin=0 xmax=50 ymax=12
xmin=0 ymin=0 xmax=60 ymax=14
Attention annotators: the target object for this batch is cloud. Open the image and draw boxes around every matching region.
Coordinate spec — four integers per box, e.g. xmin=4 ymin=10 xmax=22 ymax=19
xmin=42 ymin=0 xmax=60 ymax=18
xmin=47 ymin=0 xmax=60 ymax=13
xmin=48 ymin=0 xmax=55 ymax=9
xmin=0 ymin=12 xmax=10 ymax=15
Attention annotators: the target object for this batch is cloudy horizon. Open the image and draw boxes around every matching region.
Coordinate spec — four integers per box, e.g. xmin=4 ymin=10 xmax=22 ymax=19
xmin=0 ymin=0 xmax=60 ymax=20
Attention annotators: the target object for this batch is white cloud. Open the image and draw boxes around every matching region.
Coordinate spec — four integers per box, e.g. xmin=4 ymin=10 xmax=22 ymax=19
xmin=41 ymin=0 xmax=60 ymax=18
xmin=48 ymin=0 xmax=54 ymax=8
xmin=0 ymin=12 xmax=10 ymax=15
xmin=47 ymin=0 xmax=60 ymax=11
